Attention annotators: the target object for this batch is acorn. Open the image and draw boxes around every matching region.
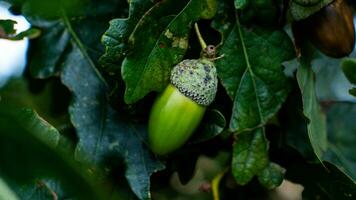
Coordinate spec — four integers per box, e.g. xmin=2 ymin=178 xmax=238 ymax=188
xmin=293 ymin=0 xmax=355 ymax=58
xmin=148 ymin=24 xmax=219 ymax=155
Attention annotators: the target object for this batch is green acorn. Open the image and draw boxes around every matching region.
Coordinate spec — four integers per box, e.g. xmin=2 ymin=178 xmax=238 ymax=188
xmin=148 ymin=24 xmax=219 ymax=155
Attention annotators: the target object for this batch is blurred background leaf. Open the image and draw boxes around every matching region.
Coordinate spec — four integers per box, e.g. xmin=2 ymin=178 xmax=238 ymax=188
xmin=190 ymin=109 xmax=226 ymax=144
xmin=341 ymin=58 xmax=356 ymax=97
xmin=341 ymin=58 xmax=356 ymax=84
xmin=0 ymin=19 xmax=16 ymax=34
xmin=17 ymin=0 xmax=129 ymax=78
xmin=296 ymin=59 xmax=328 ymax=163
xmin=2 ymin=0 xmax=165 ymax=199
xmin=0 ymin=102 xmax=106 ymax=199
xmin=286 ymin=161 xmax=356 ymax=200
xmin=323 ymin=103 xmax=356 ymax=181
xmin=313 ymin=55 xmax=356 ymax=101
xmin=0 ymin=19 xmax=39 ymax=40
xmin=0 ymin=0 xmax=355 ymax=199
xmin=0 ymin=178 xmax=18 ymax=200
xmin=280 ymin=86 xmax=318 ymax=161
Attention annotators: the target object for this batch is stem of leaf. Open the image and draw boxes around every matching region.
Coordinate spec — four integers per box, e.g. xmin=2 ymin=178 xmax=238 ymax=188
xmin=212 ymin=168 xmax=228 ymax=200
xmin=194 ymin=23 xmax=207 ymax=50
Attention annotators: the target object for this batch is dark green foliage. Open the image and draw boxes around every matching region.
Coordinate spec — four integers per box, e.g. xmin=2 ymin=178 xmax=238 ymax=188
xmin=0 ymin=0 xmax=355 ymax=199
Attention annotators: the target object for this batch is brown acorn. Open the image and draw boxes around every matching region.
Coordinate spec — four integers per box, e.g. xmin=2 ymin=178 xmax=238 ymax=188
xmin=293 ymin=0 xmax=355 ymax=58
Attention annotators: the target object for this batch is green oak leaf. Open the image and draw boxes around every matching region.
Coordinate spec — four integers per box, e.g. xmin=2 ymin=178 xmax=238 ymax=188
xmin=342 ymin=58 xmax=356 ymax=84
xmin=0 ymin=87 xmax=60 ymax=147
xmin=100 ymin=0 xmax=155 ymax=73
xmin=0 ymin=78 xmax=74 ymax=135
xmin=190 ymin=109 xmax=226 ymax=144
xmin=234 ymin=0 xmax=249 ymax=9
xmin=257 ymin=162 xmax=285 ymax=189
xmin=0 ymin=178 xmax=19 ymax=200
xmin=289 ymin=0 xmax=333 ymax=21
xmin=238 ymin=0 xmax=281 ymax=26
xmin=7 ymin=28 xmax=41 ymax=40
xmin=0 ymin=19 xmax=17 ymax=35
xmin=311 ymin=55 xmax=355 ymax=102
xmin=231 ymin=128 xmax=269 ymax=185
xmin=9 ymin=178 xmax=138 ymax=200
xmin=0 ymin=105 xmax=104 ymax=199
xmin=7 ymin=179 xmax=67 ymax=200
xmin=24 ymin=0 xmax=127 ymax=78
xmin=27 ymin=19 xmax=70 ymax=78
xmin=61 ymin=44 xmax=165 ymax=200
xmin=18 ymin=1 xmax=163 ymax=198
xmin=282 ymin=90 xmax=318 ymax=161
xmin=350 ymin=88 xmax=356 ymax=97
xmin=6 ymin=0 xmax=87 ymax=18
xmin=297 ymin=60 xmax=328 ymax=163
xmin=341 ymin=58 xmax=356 ymax=97
xmin=27 ymin=17 xmax=113 ymax=78
xmin=121 ymin=0 xmax=217 ymax=104
xmin=0 ymin=96 xmax=73 ymax=199
xmin=213 ymin=13 xmax=294 ymax=132
xmin=0 ymin=19 xmax=40 ymax=40
xmin=211 ymin=0 xmax=235 ymax=44
xmin=323 ymin=103 xmax=356 ymax=181
xmin=14 ymin=108 xmax=60 ymax=147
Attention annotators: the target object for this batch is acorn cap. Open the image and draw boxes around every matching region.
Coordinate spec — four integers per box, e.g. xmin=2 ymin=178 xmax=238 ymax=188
xmin=170 ymin=58 xmax=218 ymax=106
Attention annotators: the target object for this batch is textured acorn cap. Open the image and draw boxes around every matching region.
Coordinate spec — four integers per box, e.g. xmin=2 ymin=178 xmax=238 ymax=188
xmin=170 ymin=58 xmax=218 ymax=106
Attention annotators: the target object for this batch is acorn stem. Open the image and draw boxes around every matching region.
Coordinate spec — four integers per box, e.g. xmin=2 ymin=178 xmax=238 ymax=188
xmin=194 ymin=23 xmax=207 ymax=50
xmin=210 ymin=54 xmax=225 ymax=61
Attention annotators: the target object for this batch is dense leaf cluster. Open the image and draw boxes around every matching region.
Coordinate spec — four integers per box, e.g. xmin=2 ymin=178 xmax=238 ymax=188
xmin=0 ymin=0 xmax=355 ymax=199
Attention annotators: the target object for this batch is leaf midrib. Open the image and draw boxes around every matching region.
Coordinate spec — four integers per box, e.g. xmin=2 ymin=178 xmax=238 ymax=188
xmin=235 ymin=17 xmax=265 ymax=124
xmin=125 ymin=0 xmax=194 ymax=102
xmin=61 ymin=10 xmax=108 ymax=88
